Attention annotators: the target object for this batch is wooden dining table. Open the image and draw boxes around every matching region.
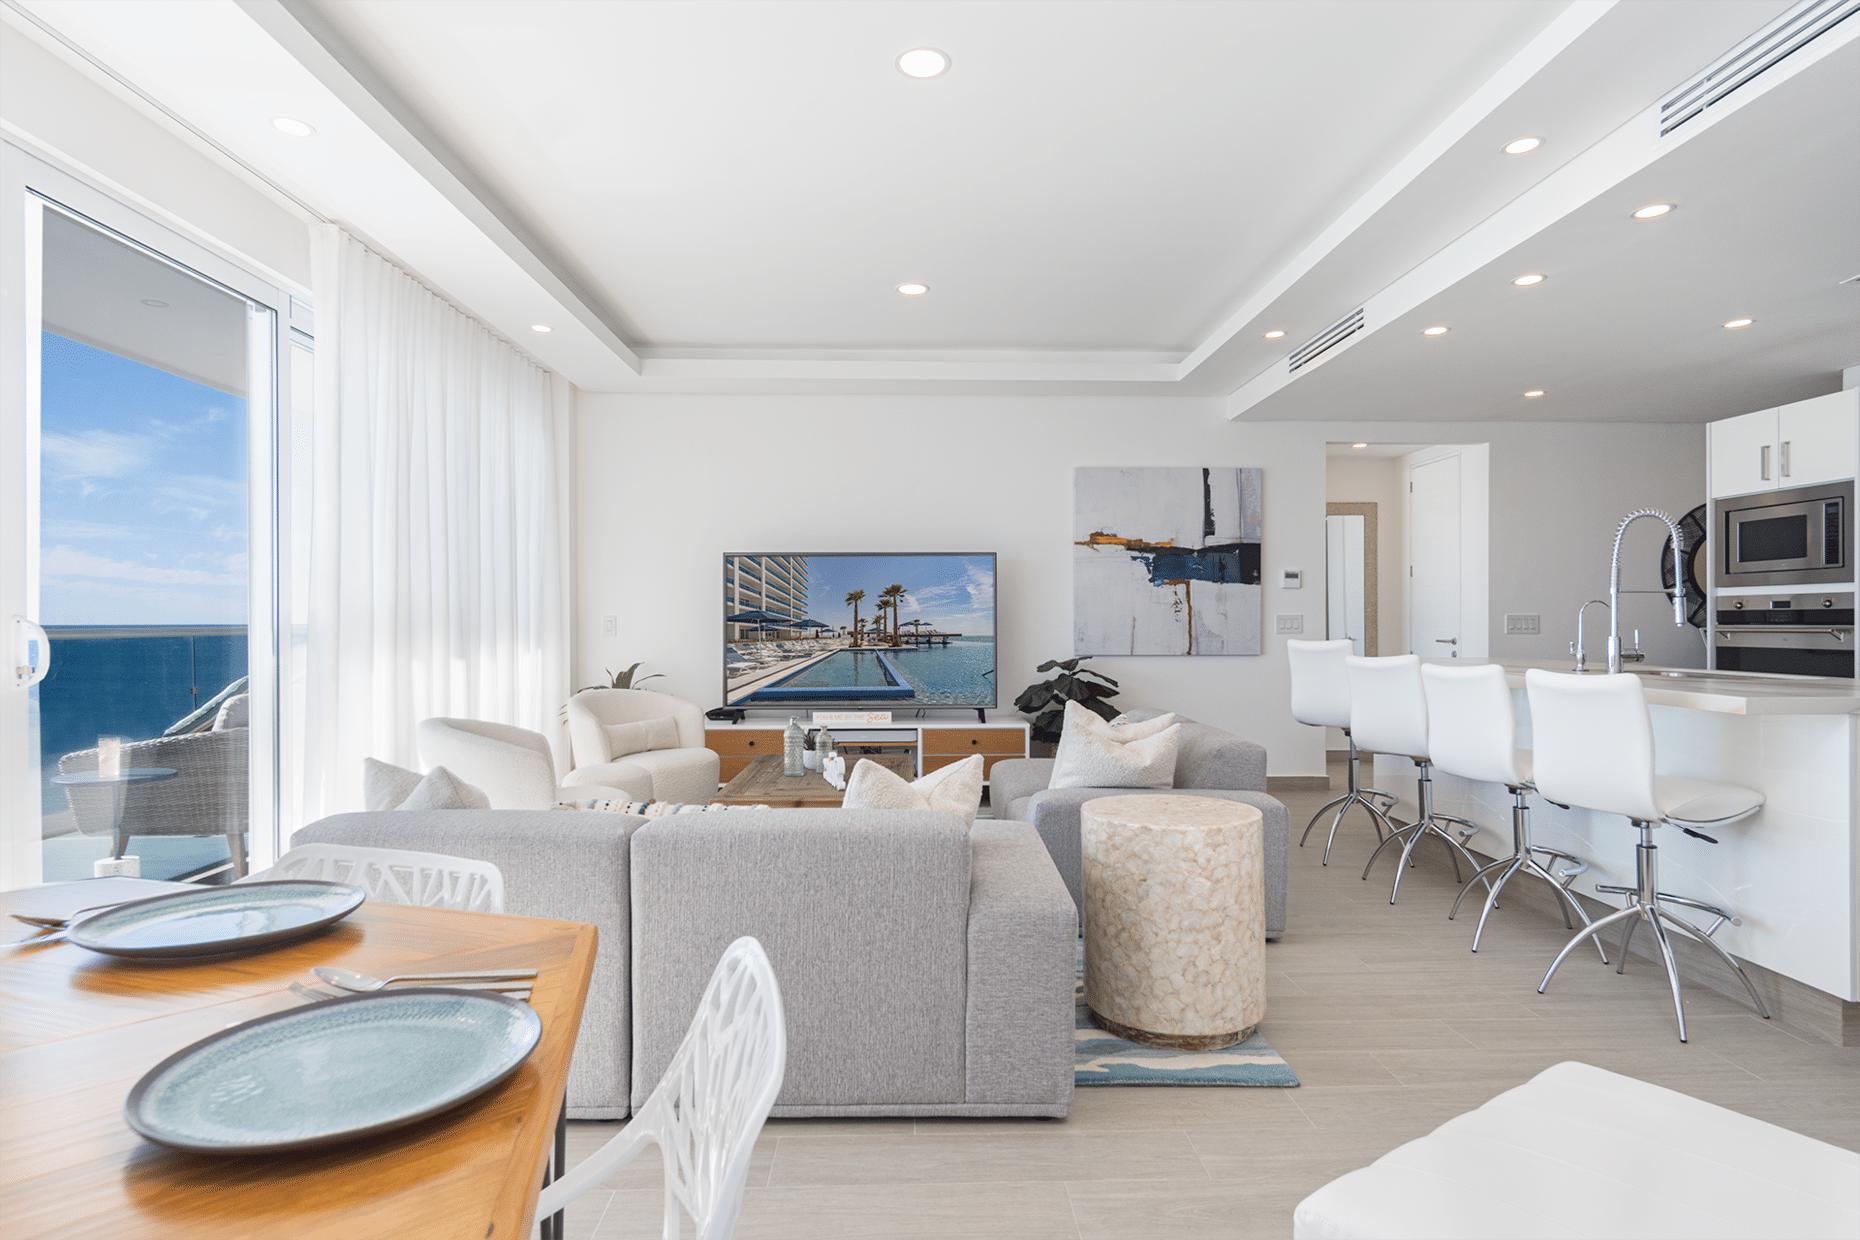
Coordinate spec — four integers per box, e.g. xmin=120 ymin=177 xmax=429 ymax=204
xmin=0 ymin=877 xmax=598 ymax=1239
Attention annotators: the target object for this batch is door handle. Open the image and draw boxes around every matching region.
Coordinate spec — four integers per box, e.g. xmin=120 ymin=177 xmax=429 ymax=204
xmin=1760 ymin=444 xmax=1771 ymax=481
xmin=1434 ymin=638 xmax=1458 ymax=644
xmin=1780 ymin=440 xmax=1791 ymax=478
xmin=13 ymin=617 xmax=51 ymax=688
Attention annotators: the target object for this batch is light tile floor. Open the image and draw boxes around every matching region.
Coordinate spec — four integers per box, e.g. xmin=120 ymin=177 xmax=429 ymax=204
xmin=546 ymin=757 xmax=1860 ymax=1239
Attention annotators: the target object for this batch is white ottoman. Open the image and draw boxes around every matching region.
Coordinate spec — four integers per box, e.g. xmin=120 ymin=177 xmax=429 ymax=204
xmin=1293 ymin=1061 xmax=1860 ymax=1240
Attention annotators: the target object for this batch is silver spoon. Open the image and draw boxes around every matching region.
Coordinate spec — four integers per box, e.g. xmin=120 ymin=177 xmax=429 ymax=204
xmin=312 ymin=966 xmax=538 ymax=992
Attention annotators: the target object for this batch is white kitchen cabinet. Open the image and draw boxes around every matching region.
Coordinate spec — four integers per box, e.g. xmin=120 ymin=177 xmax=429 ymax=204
xmin=1709 ymin=390 xmax=1859 ymax=498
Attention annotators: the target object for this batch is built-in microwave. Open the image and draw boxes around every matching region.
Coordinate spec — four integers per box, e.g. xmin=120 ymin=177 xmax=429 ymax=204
xmin=1714 ymin=480 xmax=1853 ymax=588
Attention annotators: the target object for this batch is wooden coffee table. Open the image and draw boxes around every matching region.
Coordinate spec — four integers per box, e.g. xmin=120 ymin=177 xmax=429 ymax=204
xmin=710 ymin=753 xmax=915 ymax=807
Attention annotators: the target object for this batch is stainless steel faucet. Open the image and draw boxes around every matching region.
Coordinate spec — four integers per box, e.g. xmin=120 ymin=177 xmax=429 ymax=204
xmin=1570 ymin=599 xmax=1609 ymax=671
xmin=1608 ymin=509 xmax=1687 ymax=674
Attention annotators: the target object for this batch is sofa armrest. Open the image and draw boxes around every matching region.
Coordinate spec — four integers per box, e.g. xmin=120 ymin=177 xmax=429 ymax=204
xmin=1173 ymin=724 xmax=1267 ymax=792
xmin=560 ymin=762 xmax=655 ymax=801
xmin=989 ymin=758 xmax=1054 ymax=814
xmin=964 ymin=822 xmax=1076 ymax=1114
xmin=290 ymin=809 xmax=644 ymax=1118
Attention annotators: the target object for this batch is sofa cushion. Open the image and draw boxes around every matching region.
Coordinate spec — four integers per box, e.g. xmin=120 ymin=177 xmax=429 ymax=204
xmin=397 ymin=765 xmax=491 ymax=811
xmin=605 ymin=717 xmax=681 ymax=759
xmin=1050 ymin=700 xmax=1180 ymax=790
xmin=362 ymin=758 xmax=424 ymax=811
xmin=842 ymin=754 xmax=984 ymax=827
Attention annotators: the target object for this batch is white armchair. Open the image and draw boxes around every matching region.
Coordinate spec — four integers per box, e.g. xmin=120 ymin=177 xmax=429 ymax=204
xmin=564 ymin=689 xmax=720 ymax=805
xmin=416 ymin=717 xmax=651 ymax=809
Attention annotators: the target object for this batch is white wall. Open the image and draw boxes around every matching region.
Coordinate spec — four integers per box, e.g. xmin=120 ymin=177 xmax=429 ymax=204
xmin=575 ymin=397 xmax=1710 ymax=776
xmin=1326 ymin=453 xmax=1405 ymax=656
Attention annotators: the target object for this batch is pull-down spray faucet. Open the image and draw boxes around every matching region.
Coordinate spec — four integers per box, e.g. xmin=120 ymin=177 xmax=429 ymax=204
xmin=1608 ymin=509 xmax=1687 ymax=674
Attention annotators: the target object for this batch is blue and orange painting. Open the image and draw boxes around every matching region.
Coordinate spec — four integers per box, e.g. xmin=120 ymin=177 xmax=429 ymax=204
xmin=1073 ymin=467 xmax=1263 ymax=655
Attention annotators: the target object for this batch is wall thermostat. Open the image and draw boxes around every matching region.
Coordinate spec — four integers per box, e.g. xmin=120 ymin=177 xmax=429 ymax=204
xmin=1281 ymin=569 xmax=1303 ymax=589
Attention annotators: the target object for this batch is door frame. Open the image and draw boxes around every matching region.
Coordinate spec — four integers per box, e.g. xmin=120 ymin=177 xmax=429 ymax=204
xmin=1324 ymin=502 xmax=1378 ymax=656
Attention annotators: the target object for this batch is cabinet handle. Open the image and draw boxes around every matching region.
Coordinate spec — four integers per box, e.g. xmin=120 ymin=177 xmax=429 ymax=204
xmin=1781 ymin=440 xmax=1791 ymax=478
xmin=1760 ymin=444 xmax=1770 ymax=481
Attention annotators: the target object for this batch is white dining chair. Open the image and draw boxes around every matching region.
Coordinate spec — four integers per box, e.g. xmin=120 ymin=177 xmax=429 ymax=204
xmin=535 ymin=936 xmax=787 ymax=1239
xmin=237 ymin=842 xmax=504 ymax=913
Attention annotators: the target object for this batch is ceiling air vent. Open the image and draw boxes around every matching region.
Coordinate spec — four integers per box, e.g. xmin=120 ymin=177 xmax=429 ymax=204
xmin=1288 ymin=309 xmax=1364 ymax=374
xmin=1660 ymin=0 xmax=1859 ymax=137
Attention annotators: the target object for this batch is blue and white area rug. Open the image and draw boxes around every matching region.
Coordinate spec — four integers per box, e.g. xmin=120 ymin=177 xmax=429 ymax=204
xmin=1074 ymin=969 xmax=1300 ymax=1087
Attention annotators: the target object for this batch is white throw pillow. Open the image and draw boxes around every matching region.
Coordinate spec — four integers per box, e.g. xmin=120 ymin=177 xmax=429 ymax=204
xmin=396 ymin=765 xmax=491 ymax=811
xmin=605 ymin=717 xmax=681 ymax=758
xmin=1049 ymin=700 xmax=1180 ymax=790
xmin=362 ymin=758 xmax=424 ymax=811
xmin=841 ymin=754 xmax=986 ymax=827
xmin=1100 ymin=708 xmax=1178 ymax=741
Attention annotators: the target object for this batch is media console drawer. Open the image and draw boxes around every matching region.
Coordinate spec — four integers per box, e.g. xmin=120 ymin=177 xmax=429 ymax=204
xmin=923 ymin=727 xmax=1025 ymax=756
xmin=706 ymin=721 xmax=1028 ymax=783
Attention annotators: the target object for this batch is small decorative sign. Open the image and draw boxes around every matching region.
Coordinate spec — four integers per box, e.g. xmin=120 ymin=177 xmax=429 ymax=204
xmin=812 ymin=711 xmax=892 ymax=726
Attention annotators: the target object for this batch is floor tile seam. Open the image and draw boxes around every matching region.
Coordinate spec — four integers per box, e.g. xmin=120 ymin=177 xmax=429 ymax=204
xmin=1059 ymin=1179 xmax=1087 ymax=1239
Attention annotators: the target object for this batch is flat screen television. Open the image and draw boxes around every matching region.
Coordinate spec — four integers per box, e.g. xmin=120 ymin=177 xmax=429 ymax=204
xmin=724 ymin=552 xmax=997 ymax=714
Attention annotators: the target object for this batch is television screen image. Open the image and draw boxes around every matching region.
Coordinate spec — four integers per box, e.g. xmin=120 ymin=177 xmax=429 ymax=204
xmin=724 ymin=553 xmax=996 ymax=709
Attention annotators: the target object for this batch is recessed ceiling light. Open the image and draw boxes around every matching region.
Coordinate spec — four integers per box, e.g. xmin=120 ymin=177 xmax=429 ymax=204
xmin=530 ymin=324 xmax=553 ymax=333
xmin=1523 ymin=390 xmax=1545 ymax=398
xmin=897 ymin=282 xmax=929 ymax=296
xmin=1723 ymin=318 xmax=1755 ymax=329
xmin=1502 ymin=137 xmax=1541 ymax=155
xmin=1632 ymin=203 xmax=1674 ymax=219
xmin=897 ymin=48 xmax=950 ymax=79
xmin=1512 ymin=273 xmax=1546 ymax=287
xmin=271 ymin=117 xmax=316 ymax=137
xmin=140 ymin=298 xmax=168 ymax=308
xmin=1422 ymin=326 xmax=1450 ymax=336
xmin=1351 ymin=443 xmax=1368 ymax=449
xmin=1263 ymin=330 xmax=1286 ymax=339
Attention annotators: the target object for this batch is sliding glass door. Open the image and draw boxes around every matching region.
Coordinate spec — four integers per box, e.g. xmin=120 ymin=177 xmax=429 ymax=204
xmin=2 ymin=146 xmax=295 ymax=889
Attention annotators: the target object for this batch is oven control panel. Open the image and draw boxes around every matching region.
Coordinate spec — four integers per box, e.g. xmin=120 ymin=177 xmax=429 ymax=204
xmin=1717 ymin=591 xmax=1855 ymax=625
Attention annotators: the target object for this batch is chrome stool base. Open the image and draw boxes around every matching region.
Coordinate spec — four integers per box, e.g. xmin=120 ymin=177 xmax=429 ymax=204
xmin=1300 ymin=733 xmax=1399 ymax=865
xmin=1449 ymin=787 xmax=1604 ymax=961
xmin=1538 ymin=822 xmax=1770 ymax=1042
xmin=1360 ymin=760 xmax=1487 ymax=904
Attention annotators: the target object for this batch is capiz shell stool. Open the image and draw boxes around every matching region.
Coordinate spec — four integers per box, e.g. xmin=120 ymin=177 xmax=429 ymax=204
xmin=1345 ymin=654 xmax=1485 ymax=903
xmin=1287 ymin=639 xmax=1397 ymax=864
xmin=1291 ymin=1061 xmax=1860 ymax=1240
xmin=1419 ymin=663 xmax=1601 ymax=956
xmin=1081 ymin=795 xmax=1265 ymax=1050
xmin=1525 ymin=669 xmax=1770 ymax=1042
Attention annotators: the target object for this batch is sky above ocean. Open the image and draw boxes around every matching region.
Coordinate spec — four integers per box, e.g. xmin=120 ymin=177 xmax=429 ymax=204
xmin=797 ymin=553 xmax=995 ymax=636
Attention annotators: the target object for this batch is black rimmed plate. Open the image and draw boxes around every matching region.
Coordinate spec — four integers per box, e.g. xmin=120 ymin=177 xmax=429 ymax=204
xmin=125 ymin=988 xmax=544 ymax=1153
xmin=64 ymin=881 xmax=365 ymax=959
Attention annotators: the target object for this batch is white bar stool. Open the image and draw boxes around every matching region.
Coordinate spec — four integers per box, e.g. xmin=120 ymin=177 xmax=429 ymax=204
xmin=1420 ymin=663 xmax=1602 ymax=956
xmin=1346 ymin=654 xmax=1485 ymax=903
xmin=1288 ymin=639 xmax=1398 ymax=864
xmin=1526 ymin=669 xmax=1771 ymax=1042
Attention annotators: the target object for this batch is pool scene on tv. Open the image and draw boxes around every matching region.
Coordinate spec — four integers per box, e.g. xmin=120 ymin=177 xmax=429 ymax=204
xmin=724 ymin=553 xmax=996 ymax=708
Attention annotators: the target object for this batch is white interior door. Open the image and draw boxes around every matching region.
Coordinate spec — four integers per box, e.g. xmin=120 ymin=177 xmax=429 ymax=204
xmin=1409 ymin=456 xmax=1461 ymax=657
xmin=1325 ymin=514 xmax=1366 ymax=655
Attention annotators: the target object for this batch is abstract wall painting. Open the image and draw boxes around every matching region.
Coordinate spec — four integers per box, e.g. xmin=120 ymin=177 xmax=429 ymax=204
xmin=1074 ymin=467 xmax=1263 ymax=656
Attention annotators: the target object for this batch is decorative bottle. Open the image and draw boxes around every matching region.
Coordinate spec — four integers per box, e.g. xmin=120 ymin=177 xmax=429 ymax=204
xmin=783 ymin=717 xmax=806 ymax=776
xmin=815 ymin=726 xmax=837 ymax=767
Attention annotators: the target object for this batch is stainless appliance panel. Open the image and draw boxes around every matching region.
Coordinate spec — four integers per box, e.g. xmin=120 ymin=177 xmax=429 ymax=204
xmin=1714 ymin=480 xmax=1852 ymax=588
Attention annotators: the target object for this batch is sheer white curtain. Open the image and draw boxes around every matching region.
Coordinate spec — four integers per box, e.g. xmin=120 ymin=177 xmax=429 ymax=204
xmin=302 ymin=225 xmax=570 ymax=819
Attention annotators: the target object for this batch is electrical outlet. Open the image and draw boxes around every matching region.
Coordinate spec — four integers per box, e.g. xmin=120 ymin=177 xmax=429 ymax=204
xmin=1275 ymin=614 xmax=1304 ymax=635
xmin=602 ymin=615 xmax=617 ymax=637
xmin=1504 ymin=614 xmax=1541 ymax=635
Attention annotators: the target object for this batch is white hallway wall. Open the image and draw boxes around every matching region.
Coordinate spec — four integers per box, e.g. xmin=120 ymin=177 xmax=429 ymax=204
xmin=574 ymin=396 xmax=1707 ymax=777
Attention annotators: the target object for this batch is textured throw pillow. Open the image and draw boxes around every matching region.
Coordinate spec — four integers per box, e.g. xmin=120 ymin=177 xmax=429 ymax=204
xmin=1049 ymin=699 xmax=1181 ymax=790
xmin=604 ymin=717 xmax=681 ymax=759
xmin=213 ymin=693 xmax=250 ymax=731
xmin=396 ymin=765 xmax=492 ymax=811
xmin=841 ymin=754 xmax=986 ymax=828
xmin=1102 ymin=708 xmax=1178 ymax=740
xmin=362 ymin=758 xmax=424 ymax=811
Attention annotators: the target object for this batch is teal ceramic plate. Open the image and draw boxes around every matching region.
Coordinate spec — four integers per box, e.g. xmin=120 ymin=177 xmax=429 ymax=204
xmin=125 ymin=989 xmax=543 ymax=1152
xmin=65 ymin=881 xmax=365 ymax=958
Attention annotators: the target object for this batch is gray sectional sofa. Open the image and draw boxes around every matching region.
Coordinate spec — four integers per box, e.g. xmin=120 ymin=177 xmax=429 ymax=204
xmin=293 ymin=807 xmax=1077 ymax=1120
xmin=990 ymin=707 xmax=1289 ymax=939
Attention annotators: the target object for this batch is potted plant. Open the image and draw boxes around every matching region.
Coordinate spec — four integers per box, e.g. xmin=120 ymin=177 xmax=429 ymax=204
xmin=1014 ymin=656 xmax=1120 ymax=757
xmin=561 ymin=662 xmax=664 ymax=719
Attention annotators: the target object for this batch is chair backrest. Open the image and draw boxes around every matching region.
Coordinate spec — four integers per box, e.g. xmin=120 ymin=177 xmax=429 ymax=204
xmin=1344 ymin=654 xmax=1429 ymax=761
xmin=535 ymin=936 xmax=787 ymax=1237
xmin=1524 ymin=670 xmax=1661 ymax=822
xmin=238 ymin=842 xmax=504 ymax=912
xmin=1421 ymin=663 xmax=1525 ymax=787
xmin=416 ymin=718 xmax=557 ymax=809
xmin=1287 ymin=639 xmax=1353 ymax=730
xmin=566 ymin=689 xmax=706 ymax=767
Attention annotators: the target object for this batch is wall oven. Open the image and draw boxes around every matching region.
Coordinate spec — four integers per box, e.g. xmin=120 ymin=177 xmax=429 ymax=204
xmin=1714 ymin=480 xmax=1851 ymax=588
xmin=1714 ymin=590 xmax=1854 ymax=678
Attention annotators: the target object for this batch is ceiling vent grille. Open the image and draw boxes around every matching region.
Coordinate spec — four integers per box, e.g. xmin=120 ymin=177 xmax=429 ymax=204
xmin=1660 ymin=0 xmax=1858 ymax=137
xmin=1288 ymin=309 xmax=1364 ymax=373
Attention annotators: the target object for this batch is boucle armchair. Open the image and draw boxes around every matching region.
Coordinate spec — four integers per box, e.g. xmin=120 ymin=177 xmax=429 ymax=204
xmin=416 ymin=717 xmax=651 ymax=808
xmin=991 ymin=707 xmax=1288 ymax=939
xmin=564 ymin=689 xmax=720 ymax=805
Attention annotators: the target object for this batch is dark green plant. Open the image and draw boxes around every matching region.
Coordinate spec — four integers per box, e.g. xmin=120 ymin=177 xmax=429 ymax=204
xmin=1013 ymin=656 xmax=1119 ymax=744
xmin=577 ymin=662 xmax=664 ymax=694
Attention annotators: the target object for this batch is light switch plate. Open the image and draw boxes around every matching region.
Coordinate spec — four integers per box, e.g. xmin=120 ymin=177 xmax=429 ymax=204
xmin=1504 ymin=614 xmax=1541 ymax=635
xmin=602 ymin=615 xmax=618 ymax=636
xmin=1275 ymin=614 xmax=1304 ymax=635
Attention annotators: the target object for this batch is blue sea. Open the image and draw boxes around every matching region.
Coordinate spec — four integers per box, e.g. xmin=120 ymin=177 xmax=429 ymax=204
xmin=762 ymin=636 xmax=996 ymax=705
